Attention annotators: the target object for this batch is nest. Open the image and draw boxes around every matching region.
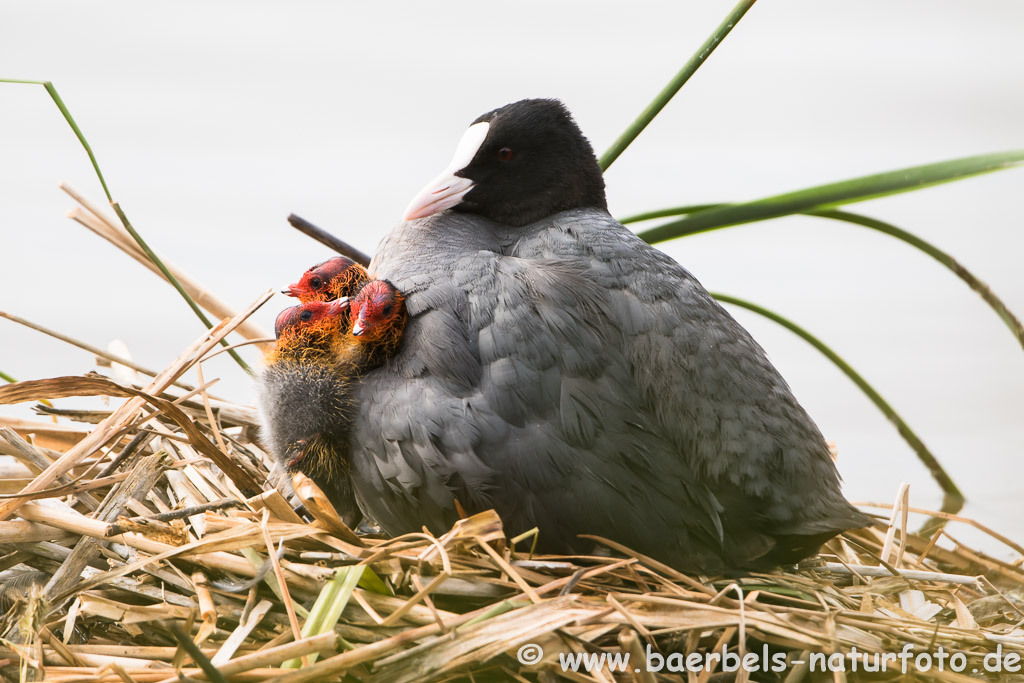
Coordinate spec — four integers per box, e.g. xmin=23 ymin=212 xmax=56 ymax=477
xmin=1 ymin=291 xmax=1023 ymax=683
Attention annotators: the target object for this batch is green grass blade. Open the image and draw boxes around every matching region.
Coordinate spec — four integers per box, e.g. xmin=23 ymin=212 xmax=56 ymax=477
xmin=808 ymin=209 xmax=1024 ymax=350
xmin=3 ymin=78 xmax=252 ymax=375
xmin=712 ymin=292 xmax=965 ymax=513
xmin=619 ymin=204 xmax=723 ymax=224
xmin=598 ymin=0 xmax=758 ymax=171
xmin=356 ymin=566 xmax=393 ymax=595
xmin=239 ymin=547 xmax=308 ymax=617
xmin=637 ymin=150 xmax=1024 ymax=243
xmin=624 ymin=203 xmax=1024 ymax=351
xmin=284 ymin=566 xmax=364 ymax=668
xmin=111 ymin=203 xmax=253 ymax=375
xmin=456 ymin=599 xmax=530 ymax=633
xmin=1 ymin=79 xmax=113 ymax=202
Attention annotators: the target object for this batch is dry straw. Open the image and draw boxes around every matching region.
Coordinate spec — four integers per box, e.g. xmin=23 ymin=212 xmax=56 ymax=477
xmin=0 ymin=295 xmax=1022 ymax=683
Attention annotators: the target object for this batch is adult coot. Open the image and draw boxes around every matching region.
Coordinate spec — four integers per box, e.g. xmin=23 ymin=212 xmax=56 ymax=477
xmin=349 ymin=98 xmax=870 ymax=572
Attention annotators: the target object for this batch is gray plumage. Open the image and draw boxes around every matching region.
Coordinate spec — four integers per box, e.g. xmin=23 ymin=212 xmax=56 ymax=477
xmin=349 ymin=209 xmax=870 ymax=572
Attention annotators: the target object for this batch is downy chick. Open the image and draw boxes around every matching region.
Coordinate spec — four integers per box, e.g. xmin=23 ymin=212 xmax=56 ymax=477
xmin=258 ymin=299 xmax=361 ymax=525
xmin=258 ymin=281 xmax=407 ymax=526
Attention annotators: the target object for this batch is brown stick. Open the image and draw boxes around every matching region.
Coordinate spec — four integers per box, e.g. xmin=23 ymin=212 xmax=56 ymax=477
xmin=287 ymin=214 xmax=371 ymax=267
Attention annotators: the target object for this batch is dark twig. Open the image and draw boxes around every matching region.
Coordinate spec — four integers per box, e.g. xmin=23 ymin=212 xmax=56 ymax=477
xmin=287 ymin=214 xmax=372 ymax=267
xmin=207 ymin=542 xmax=287 ymax=594
xmin=169 ymin=623 xmax=229 ymax=683
xmin=106 ymin=497 xmax=243 ymax=536
xmin=95 ymin=431 xmax=153 ymax=479
xmin=598 ymin=0 xmax=758 ymax=171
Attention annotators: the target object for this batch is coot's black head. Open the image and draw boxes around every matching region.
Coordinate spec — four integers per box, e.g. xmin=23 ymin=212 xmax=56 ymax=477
xmin=403 ymin=99 xmax=607 ymax=227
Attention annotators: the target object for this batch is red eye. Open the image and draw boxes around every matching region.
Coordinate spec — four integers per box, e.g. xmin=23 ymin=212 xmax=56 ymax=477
xmin=497 ymin=147 xmax=513 ymax=161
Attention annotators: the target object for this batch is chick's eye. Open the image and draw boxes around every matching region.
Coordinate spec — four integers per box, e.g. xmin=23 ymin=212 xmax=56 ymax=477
xmin=381 ymin=305 xmax=394 ymax=316
xmin=497 ymin=147 xmax=513 ymax=161
xmin=310 ymin=277 xmax=323 ymax=289
xmin=299 ymin=310 xmax=313 ymax=321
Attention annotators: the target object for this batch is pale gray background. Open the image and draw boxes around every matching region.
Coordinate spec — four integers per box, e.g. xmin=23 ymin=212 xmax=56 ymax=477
xmin=2 ymin=2 xmax=1021 ymax=553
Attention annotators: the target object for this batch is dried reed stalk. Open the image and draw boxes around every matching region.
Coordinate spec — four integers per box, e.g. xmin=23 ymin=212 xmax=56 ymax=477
xmin=0 ymin=314 xmax=1022 ymax=683
xmin=61 ymin=183 xmax=271 ymax=344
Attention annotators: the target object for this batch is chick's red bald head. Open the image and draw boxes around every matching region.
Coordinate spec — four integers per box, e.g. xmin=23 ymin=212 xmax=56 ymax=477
xmin=350 ymin=280 xmax=406 ymax=340
xmin=284 ymin=256 xmax=366 ymax=302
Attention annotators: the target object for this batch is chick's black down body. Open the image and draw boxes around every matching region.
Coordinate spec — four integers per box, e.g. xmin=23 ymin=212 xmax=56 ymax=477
xmin=259 ymin=360 xmax=361 ymax=528
xmin=349 ymin=99 xmax=870 ymax=572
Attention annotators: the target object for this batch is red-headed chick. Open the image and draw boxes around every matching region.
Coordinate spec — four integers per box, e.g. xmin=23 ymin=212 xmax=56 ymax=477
xmin=258 ymin=299 xmax=362 ymax=526
xmin=284 ymin=256 xmax=370 ymax=303
xmin=344 ymin=279 xmax=408 ymax=368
